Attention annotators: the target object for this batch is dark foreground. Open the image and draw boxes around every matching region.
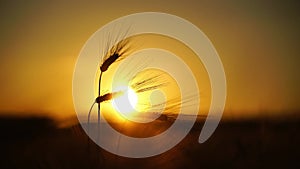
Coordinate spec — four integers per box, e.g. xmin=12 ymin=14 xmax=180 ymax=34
xmin=0 ymin=116 xmax=299 ymax=169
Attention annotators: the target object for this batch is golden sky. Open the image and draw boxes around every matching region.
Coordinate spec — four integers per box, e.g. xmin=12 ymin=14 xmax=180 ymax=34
xmin=0 ymin=0 xmax=299 ymax=120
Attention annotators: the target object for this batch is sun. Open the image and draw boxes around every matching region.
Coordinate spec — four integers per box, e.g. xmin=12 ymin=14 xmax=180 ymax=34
xmin=112 ymin=86 xmax=138 ymax=117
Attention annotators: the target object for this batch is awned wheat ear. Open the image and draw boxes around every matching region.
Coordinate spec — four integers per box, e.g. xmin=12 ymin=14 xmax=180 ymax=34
xmin=100 ymin=39 xmax=130 ymax=72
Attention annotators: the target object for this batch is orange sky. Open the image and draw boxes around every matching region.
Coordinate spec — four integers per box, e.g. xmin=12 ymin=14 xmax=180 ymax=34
xmin=0 ymin=0 xmax=299 ymax=120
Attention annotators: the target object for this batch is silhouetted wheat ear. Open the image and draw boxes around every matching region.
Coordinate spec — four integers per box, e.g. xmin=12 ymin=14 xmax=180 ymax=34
xmin=95 ymin=93 xmax=112 ymax=103
xmin=100 ymin=39 xmax=130 ymax=72
xmin=100 ymin=54 xmax=120 ymax=72
xmin=95 ymin=91 xmax=123 ymax=103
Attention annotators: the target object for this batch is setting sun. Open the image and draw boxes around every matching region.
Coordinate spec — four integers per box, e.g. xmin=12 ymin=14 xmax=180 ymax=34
xmin=112 ymin=86 xmax=138 ymax=117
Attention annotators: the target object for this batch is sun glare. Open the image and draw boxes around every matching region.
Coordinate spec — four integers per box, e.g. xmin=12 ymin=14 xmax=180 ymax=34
xmin=127 ymin=88 xmax=138 ymax=107
xmin=112 ymin=86 xmax=138 ymax=117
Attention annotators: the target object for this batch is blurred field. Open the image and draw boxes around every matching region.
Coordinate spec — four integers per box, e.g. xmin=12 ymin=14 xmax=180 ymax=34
xmin=0 ymin=114 xmax=299 ymax=169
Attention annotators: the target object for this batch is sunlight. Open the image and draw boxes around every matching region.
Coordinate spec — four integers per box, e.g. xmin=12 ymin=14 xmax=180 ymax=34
xmin=112 ymin=86 xmax=138 ymax=118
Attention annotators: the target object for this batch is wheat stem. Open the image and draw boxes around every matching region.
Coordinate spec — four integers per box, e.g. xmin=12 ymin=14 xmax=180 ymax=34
xmin=87 ymin=101 xmax=96 ymax=134
xmin=97 ymin=71 xmax=103 ymax=142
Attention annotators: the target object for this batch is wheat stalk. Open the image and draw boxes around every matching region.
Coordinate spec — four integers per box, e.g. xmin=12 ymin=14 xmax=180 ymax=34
xmin=87 ymin=37 xmax=131 ymax=141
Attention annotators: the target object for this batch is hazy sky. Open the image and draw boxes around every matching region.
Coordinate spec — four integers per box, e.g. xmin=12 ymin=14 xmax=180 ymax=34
xmin=0 ymin=0 xmax=299 ymax=120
